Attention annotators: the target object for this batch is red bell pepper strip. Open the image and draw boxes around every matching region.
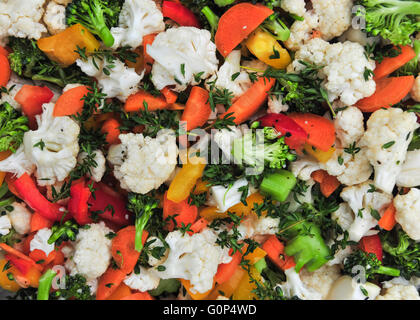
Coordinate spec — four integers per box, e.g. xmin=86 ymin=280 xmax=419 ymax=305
xmin=5 ymin=254 xmax=33 ymax=275
xmin=11 ymin=173 xmax=65 ymax=221
xmin=360 ymin=235 xmax=383 ymax=262
xmin=258 ymin=113 xmax=308 ymax=150
xmin=88 ymin=183 xmax=131 ymax=226
xmin=162 ymin=1 xmax=200 ymax=28
xmin=68 ymin=180 xmax=93 ymax=225
xmin=14 ymin=85 xmax=54 ymax=129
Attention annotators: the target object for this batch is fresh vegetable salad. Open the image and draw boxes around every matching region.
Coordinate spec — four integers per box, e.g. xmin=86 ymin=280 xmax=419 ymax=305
xmin=0 ymin=0 xmax=419 ymax=301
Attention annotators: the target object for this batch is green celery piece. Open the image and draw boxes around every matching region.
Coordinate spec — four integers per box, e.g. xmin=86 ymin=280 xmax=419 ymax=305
xmin=260 ymin=169 xmax=296 ymax=202
xmin=254 ymin=258 xmax=268 ymax=274
xmin=37 ymin=269 xmax=57 ymax=300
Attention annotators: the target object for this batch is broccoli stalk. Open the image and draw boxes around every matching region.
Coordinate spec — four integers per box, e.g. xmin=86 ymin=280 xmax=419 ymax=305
xmin=358 ymin=0 xmax=420 ymax=45
xmin=48 ymin=220 xmax=79 ymax=246
xmin=37 ymin=269 xmax=57 ymax=300
xmin=0 ymin=102 xmax=29 ymax=153
xmin=201 ymin=6 xmax=219 ymax=37
xmin=127 ymin=193 xmax=159 ymax=252
xmin=213 ymin=0 xmax=235 ymax=7
xmin=343 ymin=249 xmax=401 ymax=281
xmin=66 ymin=0 xmax=124 ymax=47
xmin=232 ymin=127 xmax=296 ymax=171
xmin=261 ymin=13 xmax=291 ymax=42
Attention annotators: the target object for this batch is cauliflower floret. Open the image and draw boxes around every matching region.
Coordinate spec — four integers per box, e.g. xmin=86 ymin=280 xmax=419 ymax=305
xmin=376 ymin=283 xmax=420 ymax=300
xmin=300 ymin=264 xmax=341 ymax=300
xmin=110 ymin=0 xmax=165 ymax=49
xmin=321 ymin=148 xmax=372 ymax=186
xmin=30 ymin=228 xmax=54 ymax=256
xmin=289 ymin=38 xmax=376 ymax=105
xmin=0 ymin=215 xmax=11 ymax=236
xmin=278 ymin=268 xmax=322 ymax=300
xmin=147 ymin=27 xmax=219 ymax=92
xmin=360 ymin=108 xmax=419 ymax=194
xmin=209 ymin=178 xmax=250 ymax=213
xmin=153 ymin=229 xmax=231 ymax=294
xmin=236 ymin=214 xmax=280 ymax=240
xmin=411 ymin=75 xmax=420 ymax=102
xmin=78 ymin=149 xmax=106 ymax=183
xmin=107 ymin=131 xmax=178 ymax=194
xmin=334 ymin=106 xmax=365 ymax=148
xmin=76 ymin=57 xmax=143 ymax=102
xmin=0 ymin=145 xmax=34 ymax=178
xmin=283 ymin=0 xmax=353 ymax=51
xmin=212 ymin=125 xmax=248 ymax=161
xmin=290 ymin=155 xmax=321 ymax=181
xmin=0 ymin=0 xmax=47 ymax=45
xmin=205 ymin=50 xmax=251 ymax=99
xmin=43 ymin=1 xmax=66 ymax=35
xmin=7 ymin=202 xmax=31 ymax=235
xmin=340 ymin=181 xmax=392 ymax=242
xmin=394 ymin=188 xmax=420 ymax=241
xmin=67 ymin=222 xmax=112 ymax=280
xmin=327 ymin=275 xmax=381 ymax=300
xmin=396 ymin=150 xmax=420 ymax=187
xmin=267 ymin=95 xmax=289 ymax=114
xmin=23 ymin=103 xmax=80 ymax=186
xmin=124 ymin=266 xmax=160 ymax=292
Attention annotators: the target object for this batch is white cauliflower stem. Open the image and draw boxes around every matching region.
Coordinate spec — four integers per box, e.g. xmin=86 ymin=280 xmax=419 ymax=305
xmin=107 ymin=131 xmax=178 ymax=194
xmin=23 ymin=103 xmax=80 ymax=186
xmin=111 ymin=0 xmax=165 ymax=49
xmin=147 ymin=27 xmax=219 ymax=91
xmin=361 ymin=108 xmax=419 ymax=194
xmin=0 ymin=145 xmax=34 ymax=178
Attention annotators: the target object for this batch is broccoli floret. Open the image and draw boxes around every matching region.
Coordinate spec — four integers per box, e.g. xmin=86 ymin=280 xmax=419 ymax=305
xmin=343 ymin=249 xmax=400 ymax=281
xmin=261 ymin=13 xmax=290 ymax=42
xmin=149 ymin=279 xmax=181 ymax=297
xmin=357 ymin=0 xmax=420 ymax=45
xmin=53 ymin=274 xmax=94 ymax=300
xmin=8 ymin=37 xmax=89 ymax=87
xmin=395 ymin=40 xmax=420 ymax=76
xmin=48 ymin=220 xmax=79 ymax=246
xmin=232 ymin=128 xmax=296 ymax=171
xmin=0 ymin=102 xmax=29 ymax=153
xmin=66 ymin=0 xmax=124 ymax=47
xmin=127 ymin=193 xmax=159 ymax=252
xmin=381 ymin=229 xmax=420 ymax=279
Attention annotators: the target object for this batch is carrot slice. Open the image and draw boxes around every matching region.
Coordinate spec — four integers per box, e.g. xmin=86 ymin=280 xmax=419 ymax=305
xmin=53 ymin=85 xmax=90 ymax=117
xmin=214 ymin=249 xmax=242 ymax=285
xmin=356 ymin=76 xmax=415 ymax=113
xmin=181 ymin=86 xmax=211 ymax=131
xmin=311 ymin=170 xmax=327 ymax=184
xmin=220 ymin=77 xmax=275 ymax=125
xmin=124 ymin=90 xmax=168 ymax=112
xmin=0 ymin=54 xmax=11 ymax=87
xmin=30 ymin=212 xmax=54 ymax=233
xmin=101 ymin=118 xmax=121 ymax=145
xmin=215 ymin=3 xmax=273 ymax=57
xmin=378 ymin=202 xmax=397 ymax=231
xmin=0 ymin=243 xmax=35 ymax=264
xmin=319 ymin=174 xmax=340 ymax=198
xmin=163 ymin=192 xmax=198 ymax=231
xmin=262 ymin=235 xmax=295 ymax=271
xmin=374 ymin=45 xmax=416 ymax=80
xmin=161 ymin=87 xmax=178 ymax=104
xmin=111 ymin=226 xmax=148 ymax=274
xmin=288 ymin=113 xmax=335 ymax=152
xmin=106 ymin=283 xmax=132 ymax=300
xmin=120 ymin=292 xmax=154 ymax=300
xmin=143 ymin=33 xmax=157 ymax=74
xmin=96 ymin=268 xmax=127 ymax=300
xmin=188 ymin=217 xmax=208 ymax=235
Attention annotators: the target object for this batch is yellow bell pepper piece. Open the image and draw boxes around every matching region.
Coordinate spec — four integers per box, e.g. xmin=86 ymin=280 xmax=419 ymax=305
xmin=200 ymin=206 xmax=226 ymax=221
xmin=304 ymin=143 xmax=336 ymax=163
xmin=0 ymin=151 xmax=11 ymax=186
xmin=181 ymin=279 xmax=213 ymax=300
xmin=167 ymin=157 xmax=206 ymax=203
xmin=207 ymin=266 xmax=247 ymax=300
xmin=245 ymin=28 xmax=291 ymax=69
xmin=193 ymin=179 xmax=210 ymax=194
xmin=244 ymin=247 xmax=267 ymax=265
xmin=232 ymin=266 xmax=262 ymax=300
xmin=0 ymin=259 xmax=20 ymax=292
xmin=37 ymin=24 xmax=100 ymax=67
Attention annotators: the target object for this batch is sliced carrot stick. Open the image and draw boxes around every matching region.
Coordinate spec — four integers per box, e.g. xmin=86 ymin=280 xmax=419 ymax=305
xmin=220 ymin=77 xmax=275 ymax=125
xmin=181 ymin=86 xmax=211 ymax=131
xmin=53 ymin=85 xmax=90 ymax=117
xmin=214 ymin=249 xmax=242 ymax=285
xmin=163 ymin=192 xmax=198 ymax=231
xmin=356 ymin=76 xmax=415 ymax=113
xmin=111 ymin=226 xmax=148 ymax=274
xmin=30 ymin=212 xmax=54 ymax=233
xmin=288 ymin=113 xmax=335 ymax=152
xmin=0 ymin=54 xmax=11 ymax=87
xmin=143 ymin=33 xmax=157 ymax=74
xmin=106 ymin=283 xmax=132 ymax=300
xmin=120 ymin=292 xmax=154 ymax=300
xmin=215 ymin=3 xmax=273 ymax=57
xmin=101 ymin=118 xmax=121 ymax=145
xmin=0 ymin=243 xmax=35 ymax=264
xmin=124 ymin=90 xmax=168 ymax=112
xmin=262 ymin=235 xmax=295 ymax=271
xmin=96 ymin=267 xmax=127 ymax=300
xmin=311 ymin=170 xmax=327 ymax=184
xmin=188 ymin=217 xmax=208 ymax=235
xmin=378 ymin=202 xmax=397 ymax=231
xmin=374 ymin=45 xmax=416 ymax=80
xmin=161 ymin=87 xmax=178 ymax=104
xmin=320 ymin=174 xmax=341 ymax=198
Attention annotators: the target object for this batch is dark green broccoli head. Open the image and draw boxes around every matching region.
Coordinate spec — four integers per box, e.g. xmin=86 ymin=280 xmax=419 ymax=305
xmin=0 ymin=102 xmax=29 ymax=153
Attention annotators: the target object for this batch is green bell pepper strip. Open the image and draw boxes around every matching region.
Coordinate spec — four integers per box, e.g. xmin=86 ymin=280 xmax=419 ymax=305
xmin=37 ymin=269 xmax=57 ymax=300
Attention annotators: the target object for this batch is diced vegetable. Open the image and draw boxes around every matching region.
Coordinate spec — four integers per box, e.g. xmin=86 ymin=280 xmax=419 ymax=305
xmin=259 ymin=169 xmax=296 ymax=202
